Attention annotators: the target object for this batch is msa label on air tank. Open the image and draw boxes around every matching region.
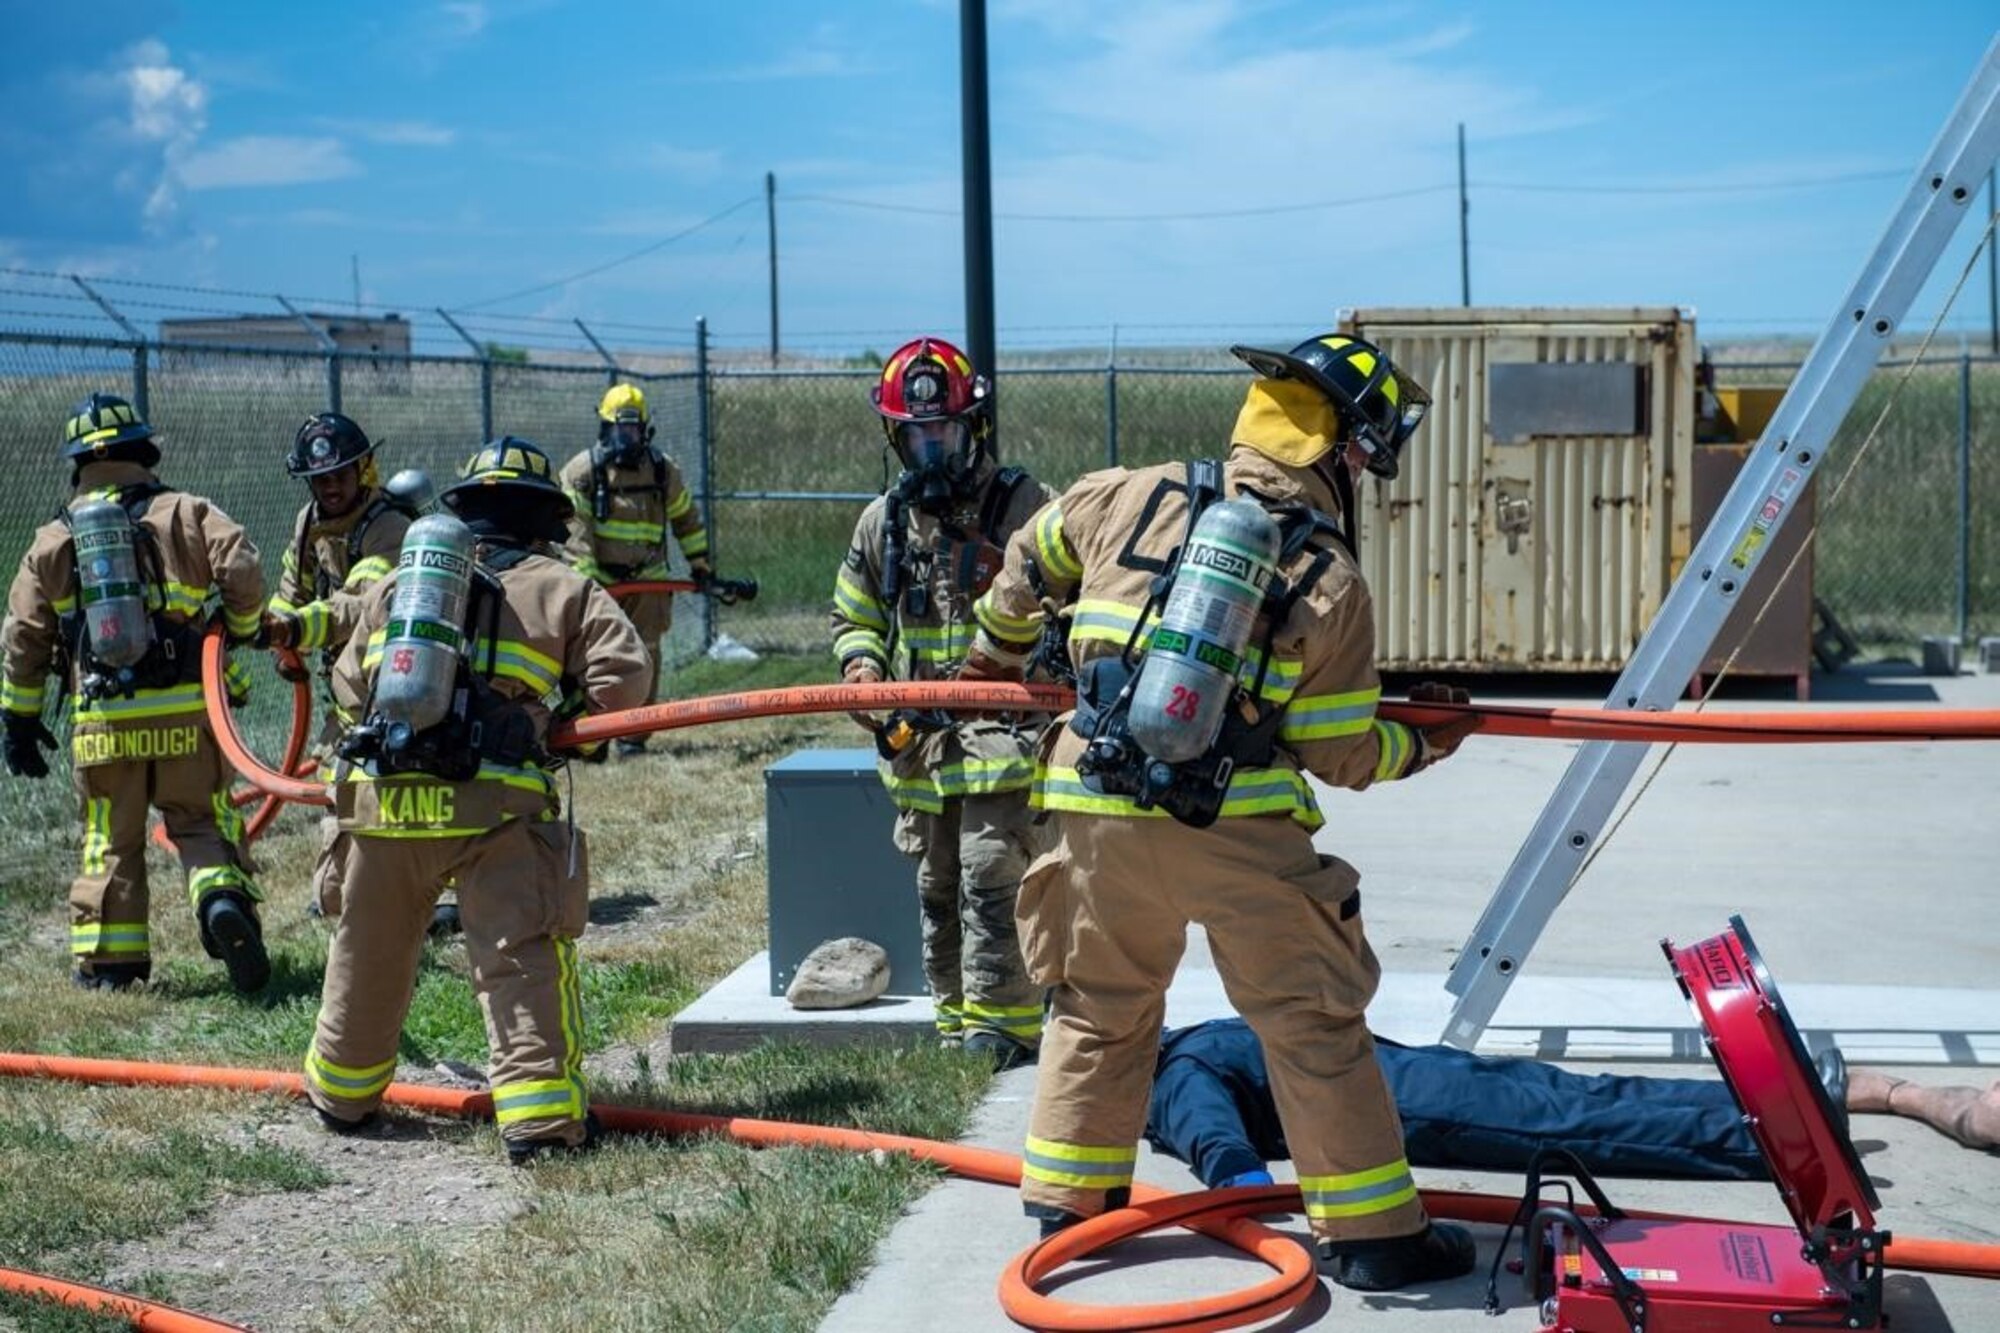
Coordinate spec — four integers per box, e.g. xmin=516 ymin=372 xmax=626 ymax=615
xmin=1185 ymin=542 xmax=1272 ymax=590
xmin=400 ymin=547 xmax=471 ymax=577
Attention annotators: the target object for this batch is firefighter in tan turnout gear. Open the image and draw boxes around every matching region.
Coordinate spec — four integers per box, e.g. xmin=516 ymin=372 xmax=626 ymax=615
xmin=561 ymin=382 xmax=709 ymax=756
xmin=965 ymin=334 xmax=1484 ymax=1289
xmin=830 ymin=336 xmax=1054 ymax=1070
xmin=1 ymin=393 xmax=272 ymax=993
xmin=259 ymin=412 xmax=423 ymax=925
xmin=305 ymin=437 xmax=650 ymax=1162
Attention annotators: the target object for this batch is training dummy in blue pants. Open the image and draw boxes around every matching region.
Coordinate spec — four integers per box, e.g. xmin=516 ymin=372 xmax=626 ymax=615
xmin=1146 ymin=1018 xmax=1776 ymax=1189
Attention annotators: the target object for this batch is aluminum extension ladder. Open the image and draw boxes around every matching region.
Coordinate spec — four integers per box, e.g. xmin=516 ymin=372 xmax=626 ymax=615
xmin=1442 ymin=35 xmax=2000 ymax=1049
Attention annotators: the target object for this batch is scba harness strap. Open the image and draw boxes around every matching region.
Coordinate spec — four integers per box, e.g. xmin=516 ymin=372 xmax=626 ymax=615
xmin=1071 ymin=461 xmax=1343 ymax=827
xmin=590 ymin=445 xmax=668 ymax=524
xmin=56 ymin=483 xmax=205 ymax=700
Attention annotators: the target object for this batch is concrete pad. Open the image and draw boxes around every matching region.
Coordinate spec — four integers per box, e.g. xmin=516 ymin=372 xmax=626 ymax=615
xmin=779 ymin=664 xmax=2000 ymax=1331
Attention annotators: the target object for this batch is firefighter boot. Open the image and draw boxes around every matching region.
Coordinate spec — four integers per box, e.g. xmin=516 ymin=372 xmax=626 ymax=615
xmin=200 ymin=893 xmax=271 ymax=995
xmin=73 ymin=960 xmax=152 ymax=991
xmin=1027 ymin=1187 xmax=1130 ymax=1239
xmin=506 ymin=1112 xmax=603 ymax=1167
xmin=964 ymin=1031 xmax=1037 ymax=1072
xmin=1319 ymin=1221 xmax=1478 ymax=1292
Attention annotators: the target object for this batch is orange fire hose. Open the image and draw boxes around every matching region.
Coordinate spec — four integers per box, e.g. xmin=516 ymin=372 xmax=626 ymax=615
xmin=149 ymin=645 xmax=313 ymax=854
xmin=0 ymin=1052 xmax=1994 ymax=1333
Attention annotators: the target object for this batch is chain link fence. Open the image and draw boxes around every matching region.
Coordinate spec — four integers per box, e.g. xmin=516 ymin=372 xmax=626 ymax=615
xmin=3 ymin=327 xmax=1997 ymax=693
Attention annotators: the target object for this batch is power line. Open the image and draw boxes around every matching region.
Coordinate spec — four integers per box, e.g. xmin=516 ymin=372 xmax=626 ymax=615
xmin=451 ymin=194 xmax=762 ymax=312
xmin=792 ymin=185 xmax=1457 ymax=223
xmin=1474 ymin=168 xmax=1907 ymax=196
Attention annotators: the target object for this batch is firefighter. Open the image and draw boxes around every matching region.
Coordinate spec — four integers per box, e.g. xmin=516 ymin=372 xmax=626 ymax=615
xmin=258 ymin=412 xmax=424 ymax=926
xmin=559 ymin=382 xmax=710 ymax=756
xmin=964 ymin=333 xmax=1484 ymax=1289
xmin=1 ymin=393 xmax=271 ymax=993
xmin=305 ymin=436 xmax=650 ymax=1163
xmin=829 ymin=337 xmax=1055 ymax=1071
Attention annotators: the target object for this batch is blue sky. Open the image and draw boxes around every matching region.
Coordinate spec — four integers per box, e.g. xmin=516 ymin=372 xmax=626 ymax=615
xmin=1 ymin=1 xmax=1995 ymax=359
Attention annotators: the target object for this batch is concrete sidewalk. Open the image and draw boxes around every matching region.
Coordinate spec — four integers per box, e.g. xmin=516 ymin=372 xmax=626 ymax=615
xmin=727 ymin=663 xmax=2000 ymax=1331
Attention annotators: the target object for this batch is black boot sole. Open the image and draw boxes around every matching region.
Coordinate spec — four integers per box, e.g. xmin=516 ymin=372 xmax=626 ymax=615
xmin=208 ymin=906 xmax=271 ymax=994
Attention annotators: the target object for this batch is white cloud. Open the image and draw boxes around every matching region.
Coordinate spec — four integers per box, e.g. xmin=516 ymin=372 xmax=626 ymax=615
xmin=319 ymin=118 xmax=459 ymax=147
xmin=179 ymin=136 xmax=363 ymax=190
xmin=441 ymin=2 xmax=489 ymax=37
xmin=125 ymin=42 xmax=208 ymax=143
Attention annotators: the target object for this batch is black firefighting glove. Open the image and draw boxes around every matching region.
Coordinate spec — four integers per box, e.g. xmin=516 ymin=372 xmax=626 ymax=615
xmin=2 ymin=713 xmax=58 ymax=780
xmin=1405 ymin=682 xmax=1479 ymax=775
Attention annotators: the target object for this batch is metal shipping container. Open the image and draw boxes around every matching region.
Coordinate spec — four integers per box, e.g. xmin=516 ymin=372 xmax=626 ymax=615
xmin=1338 ymin=307 xmax=1695 ymax=672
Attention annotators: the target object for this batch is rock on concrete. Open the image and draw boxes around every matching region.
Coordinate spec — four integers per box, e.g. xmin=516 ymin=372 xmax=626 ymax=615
xmin=785 ymin=937 xmax=892 ymax=1009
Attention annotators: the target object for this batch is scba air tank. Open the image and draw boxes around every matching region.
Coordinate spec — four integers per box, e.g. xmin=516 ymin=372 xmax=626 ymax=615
xmin=69 ymin=498 xmax=154 ymax=670
xmin=371 ymin=513 xmax=477 ymax=738
xmin=1127 ymin=498 xmax=1280 ymax=764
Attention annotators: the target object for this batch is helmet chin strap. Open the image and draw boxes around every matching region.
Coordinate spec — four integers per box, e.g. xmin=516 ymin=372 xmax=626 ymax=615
xmin=1310 ymin=449 xmax=1361 ymax=561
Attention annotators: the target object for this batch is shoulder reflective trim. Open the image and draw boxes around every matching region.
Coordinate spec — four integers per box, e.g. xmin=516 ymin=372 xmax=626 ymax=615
xmin=1281 ymin=687 xmax=1381 ymax=742
xmin=665 ymin=489 xmax=694 ymax=520
xmin=305 ymin=1043 xmax=398 ymax=1100
xmin=344 ymin=555 xmax=393 ymax=588
xmin=71 ymin=921 xmax=150 ymax=955
xmin=1297 ymin=1160 xmax=1419 ymax=1220
xmin=1034 ymin=504 xmax=1083 ymax=581
xmin=1 ymin=679 xmax=46 ymax=713
xmin=1372 ymin=719 xmax=1414 ymax=780
xmin=71 ymin=683 xmax=207 ymax=722
xmin=493 ymin=1075 xmax=586 ymax=1126
xmin=1021 ymin=1135 xmax=1137 ymax=1190
xmin=834 ymin=569 xmax=890 ymax=631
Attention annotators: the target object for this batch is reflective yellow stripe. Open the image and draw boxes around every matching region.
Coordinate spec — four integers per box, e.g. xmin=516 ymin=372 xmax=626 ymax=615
xmin=1 ymin=678 xmax=45 ymax=714
xmin=294 ymin=601 xmax=334 ymax=651
xmin=1372 ymin=720 xmax=1413 ymax=780
xmin=305 ymin=1043 xmax=397 ymax=1101
xmin=72 ymin=921 xmax=149 ymax=955
xmin=1035 ymin=504 xmax=1082 ymax=581
xmin=961 ymin=1002 xmax=1042 ymax=1041
xmin=1033 ymin=765 xmax=1324 ymax=830
xmin=81 ymin=797 xmax=111 ymax=875
xmin=1021 ymin=1136 xmax=1136 ymax=1190
xmin=973 ymin=594 xmax=1040 ymax=645
xmin=934 ymin=1001 xmax=964 ymax=1036
xmin=665 ymin=489 xmax=694 ymax=520
xmin=1281 ymin=687 xmax=1381 ymax=742
xmin=493 ymin=1075 xmax=585 ymax=1126
xmin=210 ymin=783 xmax=246 ymax=848
xmin=1298 ymin=1160 xmax=1419 ymax=1220
xmin=188 ymin=863 xmax=255 ymax=909
xmin=599 ymin=518 xmax=665 ymax=544
xmin=677 ymin=530 xmax=709 ymax=558
xmin=72 ymin=683 xmax=206 ymax=722
xmin=834 ymin=629 xmax=888 ymax=666
xmin=344 ymin=555 xmax=393 ymax=588
xmin=834 ymin=569 xmax=890 ymax=632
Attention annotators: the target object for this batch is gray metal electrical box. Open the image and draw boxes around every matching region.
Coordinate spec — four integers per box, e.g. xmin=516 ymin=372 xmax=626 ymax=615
xmin=764 ymin=749 xmax=923 ymax=998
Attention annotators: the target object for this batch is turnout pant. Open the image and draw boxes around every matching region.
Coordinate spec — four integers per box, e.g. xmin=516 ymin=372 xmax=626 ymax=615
xmin=895 ymin=792 xmax=1045 ymax=1047
xmin=1018 ymin=812 xmax=1428 ymax=1245
xmin=69 ymin=729 xmax=258 ymax=978
xmin=305 ymin=817 xmax=591 ymax=1148
xmin=613 ymin=588 xmax=672 ymax=702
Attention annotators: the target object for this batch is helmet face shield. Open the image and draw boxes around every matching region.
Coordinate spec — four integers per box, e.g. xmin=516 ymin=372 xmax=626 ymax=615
xmin=893 ymin=418 xmax=970 ymax=472
xmin=605 ymin=416 xmax=648 ymax=460
xmin=1354 ymin=367 xmax=1431 ymax=479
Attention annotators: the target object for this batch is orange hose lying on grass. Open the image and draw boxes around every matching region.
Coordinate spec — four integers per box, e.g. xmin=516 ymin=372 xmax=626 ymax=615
xmin=0 ymin=1265 xmax=247 ymax=1333
xmin=1 ymin=1051 xmax=1996 ymax=1333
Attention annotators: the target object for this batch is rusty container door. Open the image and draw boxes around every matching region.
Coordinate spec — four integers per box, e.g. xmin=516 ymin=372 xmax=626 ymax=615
xmin=1339 ymin=307 xmax=1694 ymax=672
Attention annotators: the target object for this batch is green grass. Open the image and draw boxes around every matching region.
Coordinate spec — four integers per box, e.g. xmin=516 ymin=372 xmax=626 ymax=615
xmin=0 ymin=676 xmax=996 ymax=1331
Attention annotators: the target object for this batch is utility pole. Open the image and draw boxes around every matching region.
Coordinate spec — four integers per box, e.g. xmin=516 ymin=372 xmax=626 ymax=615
xmin=1989 ymin=166 xmax=1997 ymax=354
xmin=961 ymin=0 xmax=997 ymax=384
xmin=1458 ymin=123 xmax=1471 ymax=306
xmin=766 ymin=171 xmax=780 ymax=367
